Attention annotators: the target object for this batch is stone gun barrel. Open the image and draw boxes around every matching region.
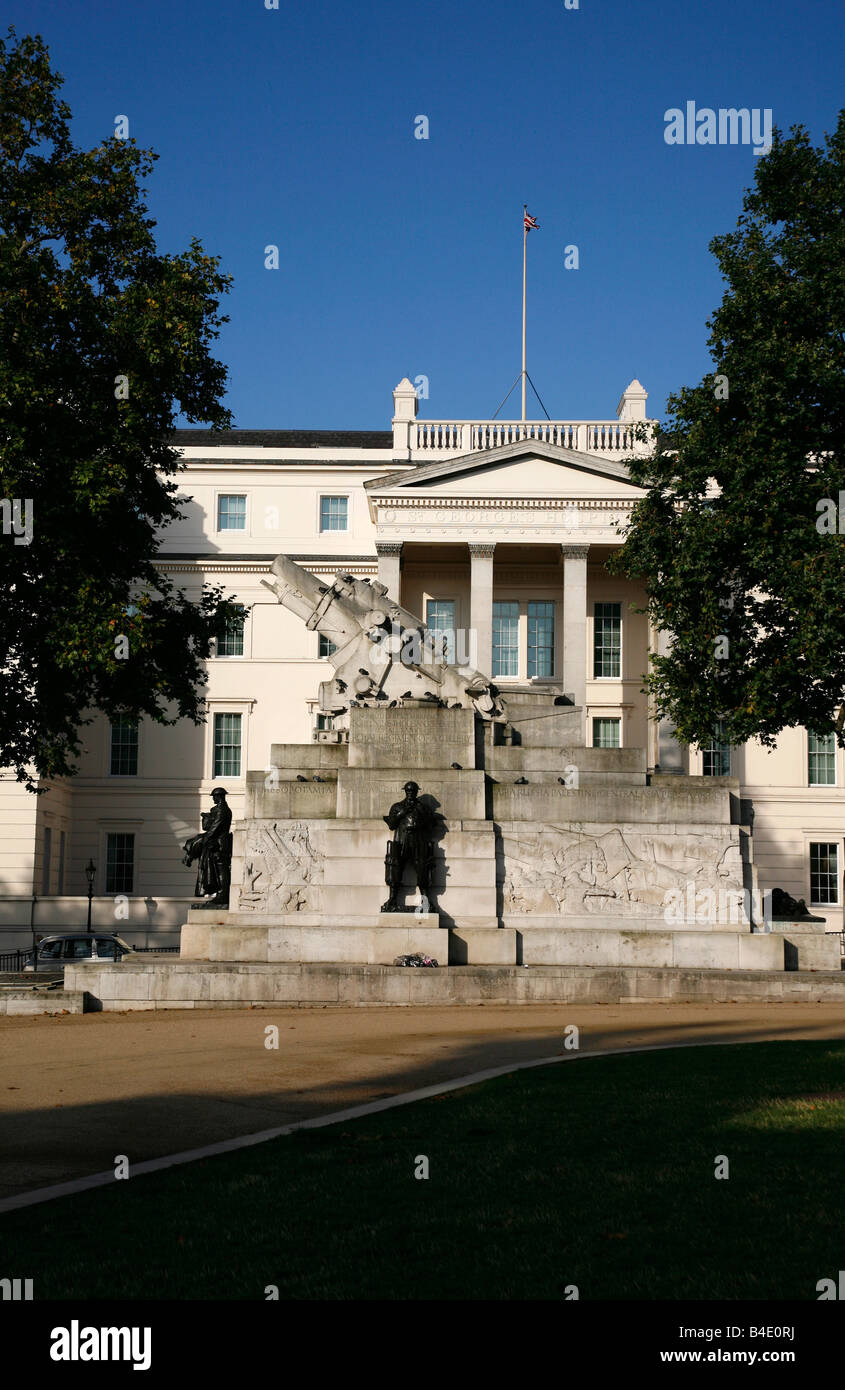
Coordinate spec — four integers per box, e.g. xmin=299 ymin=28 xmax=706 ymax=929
xmin=262 ymin=552 xmax=503 ymax=720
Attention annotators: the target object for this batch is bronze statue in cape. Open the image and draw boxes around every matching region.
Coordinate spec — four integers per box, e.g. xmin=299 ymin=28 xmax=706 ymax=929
xmin=182 ymin=787 xmax=233 ymax=908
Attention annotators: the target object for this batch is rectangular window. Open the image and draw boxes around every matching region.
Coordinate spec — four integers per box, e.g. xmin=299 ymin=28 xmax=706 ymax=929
xmin=217 ymin=606 xmax=245 ymax=657
xmin=702 ymin=720 xmax=731 ymax=777
xmin=527 ymin=601 xmax=555 ymax=678
xmin=57 ymin=830 xmax=66 ymax=895
xmin=594 ymin=603 xmax=621 ymax=678
xmin=492 ymin=601 xmax=519 ymax=678
xmin=318 ymin=634 xmax=337 ymax=658
xmin=213 ymin=712 xmax=242 ymax=777
xmin=315 ymin=713 xmax=335 ymax=731
xmin=41 ymin=827 xmax=52 ymax=895
xmin=109 ymin=716 xmax=139 ymax=775
xmin=319 ymin=496 xmax=348 ymax=532
xmin=106 ymin=833 xmax=135 ymax=895
xmin=426 ymin=598 xmax=456 ymax=663
xmin=217 ymin=494 xmax=246 ymax=531
xmin=808 ymin=731 xmax=836 ymax=786
xmin=810 ymin=842 xmax=839 ymax=906
xmin=593 ymin=717 xmax=621 ymax=748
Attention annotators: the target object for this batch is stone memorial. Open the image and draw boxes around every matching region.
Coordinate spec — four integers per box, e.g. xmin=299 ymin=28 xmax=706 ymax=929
xmin=177 ymin=553 xmax=831 ymax=973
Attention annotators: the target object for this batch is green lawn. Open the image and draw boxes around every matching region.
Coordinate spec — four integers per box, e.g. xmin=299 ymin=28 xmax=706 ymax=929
xmin=3 ymin=1041 xmax=845 ymax=1300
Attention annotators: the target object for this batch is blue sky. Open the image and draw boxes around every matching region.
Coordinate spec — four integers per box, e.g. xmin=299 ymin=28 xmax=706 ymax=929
xmin=8 ymin=0 xmax=845 ymax=428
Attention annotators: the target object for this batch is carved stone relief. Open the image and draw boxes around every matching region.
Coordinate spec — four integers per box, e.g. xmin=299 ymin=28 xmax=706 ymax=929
xmin=238 ymin=821 xmax=324 ymax=914
xmin=501 ymin=826 xmax=742 ymax=917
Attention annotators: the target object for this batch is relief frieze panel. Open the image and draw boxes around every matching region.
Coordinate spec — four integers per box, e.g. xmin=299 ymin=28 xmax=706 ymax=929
xmin=501 ymin=826 xmax=743 ymax=918
xmin=238 ymin=821 xmax=324 ymax=914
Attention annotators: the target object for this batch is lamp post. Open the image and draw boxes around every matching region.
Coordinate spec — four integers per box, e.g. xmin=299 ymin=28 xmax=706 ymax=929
xmin=85 ymin=859 xmax=96 ymax=935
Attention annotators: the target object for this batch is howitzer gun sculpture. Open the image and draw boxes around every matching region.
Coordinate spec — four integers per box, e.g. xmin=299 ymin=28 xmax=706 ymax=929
xmin=262 ymin=553 xmax=504 ymax=725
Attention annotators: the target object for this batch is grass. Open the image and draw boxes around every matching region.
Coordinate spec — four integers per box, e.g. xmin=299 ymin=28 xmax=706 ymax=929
xmin=2 ymin=1040 xmax=845 ymax=1300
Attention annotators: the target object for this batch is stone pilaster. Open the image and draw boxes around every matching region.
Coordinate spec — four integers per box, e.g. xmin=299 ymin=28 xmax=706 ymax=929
xmin=375 ymin=541 xmax=403 ymax=601
xmin=469 ymin=543 xmax=496 ymax=676
xmin=561 ymin=544 xmax=589 ymax=714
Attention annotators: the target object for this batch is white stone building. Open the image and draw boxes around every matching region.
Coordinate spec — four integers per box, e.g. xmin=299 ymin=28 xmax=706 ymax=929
xmin=1 ymin=377 xmax=843 ymax=946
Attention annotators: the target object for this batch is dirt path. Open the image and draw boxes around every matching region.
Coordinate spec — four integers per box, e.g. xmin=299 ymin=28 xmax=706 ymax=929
xmin=2 ymin=1001 xmax=844 ymax=1199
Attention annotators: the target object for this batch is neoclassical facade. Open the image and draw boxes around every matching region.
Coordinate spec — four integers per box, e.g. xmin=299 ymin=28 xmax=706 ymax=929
xmin=1 ymin=377 xmax=843 ymax=944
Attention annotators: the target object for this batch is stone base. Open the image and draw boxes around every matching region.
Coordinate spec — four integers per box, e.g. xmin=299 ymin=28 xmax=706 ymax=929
xmin=768 ymin=921 xmax=842 ymax=972
xmin=0 ymin=989 xmax=85 ymax=1016
xmin=181 ymin=913 xmax=445 ymax=966
xmin=61 ymin=958 xmax=845 ymax=1011
xmin=180 ymin=916 xmax=791 ymax=971
xmin=518 ymin=928 xmax=784 ymax=970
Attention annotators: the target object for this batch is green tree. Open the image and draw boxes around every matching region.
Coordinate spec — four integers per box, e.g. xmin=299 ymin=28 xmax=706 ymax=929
xmin=0 ymin=30 xmax=239 ymax=790
xmin=612 ymin=112 xmax=845 ymax=752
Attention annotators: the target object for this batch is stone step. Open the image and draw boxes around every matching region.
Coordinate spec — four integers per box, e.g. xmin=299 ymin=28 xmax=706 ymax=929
xmin=318 ymin=884 xmax=498 ymax=919
xmin=503 ymin=914 xmax=752 ymax=933
xmin=337 ymin=768 xmax=486 ymax=821
xmin=0 ymin=988 xmax=85 ymax=1016
xmin=517 ymin=928 xmax=783 ymax=970
xmin=487 ymin=746 xmax=646 ymax=780
xmin=266 ymin=744 xmax=349 ymax=770
xmin=767 ymin=925 xmax=842 ymax=971
xmin=320 ymin=856 xmax=494 ymax=890
xmin=63 ymin=958 xmax=845 ymax=1011
xmin=491 ymin=781 xmax=735 ymax=825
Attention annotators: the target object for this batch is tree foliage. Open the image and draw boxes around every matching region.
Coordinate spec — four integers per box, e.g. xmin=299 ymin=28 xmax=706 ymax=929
xmin=611 ymin=112 xmax=845 ymax=750
xmin=0 ymin=30 xmax=239 ymax=789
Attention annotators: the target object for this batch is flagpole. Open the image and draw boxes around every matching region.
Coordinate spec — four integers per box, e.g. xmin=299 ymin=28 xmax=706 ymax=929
xmin=521 ymin=204 xmax=528 ymax=422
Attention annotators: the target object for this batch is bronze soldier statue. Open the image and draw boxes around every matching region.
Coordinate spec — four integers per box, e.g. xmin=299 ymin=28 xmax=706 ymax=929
xmin=183 ymin=787 xmax=233 ymax=908
xmin=381 ymin=780 xmax=436 ymax=913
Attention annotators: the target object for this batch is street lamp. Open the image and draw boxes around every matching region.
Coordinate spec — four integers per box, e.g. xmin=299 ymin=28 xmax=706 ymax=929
xmin=85 ymin=859 xmax=96 ymax=934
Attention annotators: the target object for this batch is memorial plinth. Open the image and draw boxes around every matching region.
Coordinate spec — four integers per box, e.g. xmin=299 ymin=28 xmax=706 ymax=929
xmin=177 ymin=694 xmax=792 ymax=971
xmin=174 ymin=550 xmax=815 ymax=979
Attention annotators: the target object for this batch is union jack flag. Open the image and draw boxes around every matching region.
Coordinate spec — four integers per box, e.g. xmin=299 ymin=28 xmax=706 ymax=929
xmin=524 ymin=210 xmax=539 ymax=231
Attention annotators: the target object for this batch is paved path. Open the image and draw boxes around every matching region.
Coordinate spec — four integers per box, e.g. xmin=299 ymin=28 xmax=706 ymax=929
xmin=2 ymin=1001 xmax=844 ymax=1200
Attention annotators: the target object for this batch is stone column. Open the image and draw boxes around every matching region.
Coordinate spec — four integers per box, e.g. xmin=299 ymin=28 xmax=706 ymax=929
xmin=654 ymin=624 xmax=685 ymax=773
xmin=561 ymin=544 xmax=589 ymax=711
xmin=469 ymin=543 xmax=496 ymax=676
xmin=376 ymin=541 xmax=403 ymax=602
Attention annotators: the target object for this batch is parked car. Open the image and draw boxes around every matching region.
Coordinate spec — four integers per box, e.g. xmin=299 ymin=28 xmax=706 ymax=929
xmin=23 ymin=934 xmax=134 ymax=969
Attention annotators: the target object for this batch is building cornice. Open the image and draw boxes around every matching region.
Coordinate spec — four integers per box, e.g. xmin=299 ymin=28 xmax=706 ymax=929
xmin=368 ymin=495 xmax=636 ymax=510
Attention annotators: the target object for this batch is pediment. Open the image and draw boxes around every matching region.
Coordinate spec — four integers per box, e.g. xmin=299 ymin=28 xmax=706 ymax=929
xmin=365 ymin=440 xmax=645 ymax=500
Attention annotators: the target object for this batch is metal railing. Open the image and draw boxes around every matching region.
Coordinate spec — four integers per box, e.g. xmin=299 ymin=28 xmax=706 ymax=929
xmin=0 ymin=948 xmax=34 ymax=972
xmin=0 ymin=944 xmax=180 ymax=970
